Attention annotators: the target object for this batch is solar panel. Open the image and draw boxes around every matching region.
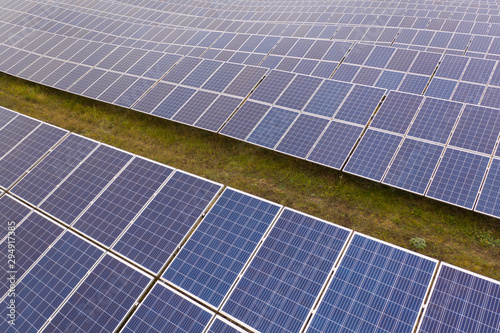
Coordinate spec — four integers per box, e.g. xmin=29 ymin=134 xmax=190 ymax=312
xmin=364 ymin=46 xmax=395 ymax=68
xmin=53 ymin=63 xmax=91 ymax=90
xmin=448 ymin=104 xmax=500 ymax=155
xmin=352 ymin=67 xmax=382 ymax=86
xmin=425 ymin=78 xmax=457 ymax=100
xmin=114 ymin=78 xmax=155 ymax=108
xmin=219 ymin=101 xmax=271 ymax=140
xmin=163 ymin=188 xmax=281 ymax=308
xmin=383 ymin=139 xmax=444 ymax=195
xmin=122 ymin=282 xmax=213 ymax=333
xmin=43 ymin=253 xmax=152 ymax=333
xmin=151 ymin=86 xmax=196 ymax=119
xmin=194 ymin=95 xmax=242 ymax=132
xmin=39 ymin=145 xmax=133 ymax=225
xmin=409 ymin=52 xmax=441 ymax=76
xmin=303 ymin=80 xmax=352 ymax=118
xmin=0 ymin=231 xmax=103 ymax=333
xmin=407 ymin=98 xmax=463 ymax=144
xmin=386 ymin=49 xmax=418 ymax=72
xmin=0 ymin=211 xmax=64 ymax=298
xmin=81 ymin=71 xmax=121 ymax=99
xmin=224 ymin=66 xmax=267 ymax=97
xmin=276 ymin=75 xmax=322 ymax=111
xmin=343 ymin=43 xmax=374 ymax=65
xmin=0 ymin=115 xmax=40 ymax=158
xmin=72 ymin=157 xmax=173 ymax=247
xmin=398 ymin=74 xmax=430 ymax=95
xmin=132 ymin=82 xmax=176 ymax=114
xmin=180 ymin=59 xmax=222 ymax=88
xmin=375 ymin=71 xmax=405 ymax=91
xmin=98 ymin=75 xmax=138 ymax=103
xmin=452 ymin=82 xmax=485 ymax=105
xmin=461 ymin=58 xmax=496 ymax=84
xmin=0 ymin=107 xmax=17 ymax=129
xmin=0 ymin=123 xmax=67 ymax=189
xmin=222 ymin=208 xmax=351 ymax=333
xmin=306 ymin=233 xmax=437 ymax=333
xmin=417 ymin=263 xmax=500 ymax=333
xmin=344 ymin=129 xmax=403 ymax=181
xmin=207 ymin=317 xmax=246 ymax=333
xmin=426 ymin=148 xmax=489 ymax=210
xmin=275 ymin=114 xmax=329 ymax=159
xmin=246 ymin=107 xmax=299 ymax=149
xmin=334 ymin=85 xmax=385 ymax=125
xmin=163 ymin=57 xmax=202 ymax=84
xmin=67 ymin=68 xmax=106 ymax=95
xmin=143 ymin=53 xmax=181 ymax=79
xmin=332 ymin=64 xmax=360 ymax=82
xmin=370 ymin=91 xmax=423 ymax=134
xmin=250 ymin=70 xmax=296 ymax=104
xmin=172 ymin=91 xmax=219 ymax=125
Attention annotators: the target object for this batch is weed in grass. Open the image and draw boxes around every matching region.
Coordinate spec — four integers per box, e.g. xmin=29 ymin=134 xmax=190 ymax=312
xmin=410 ymin=237 xmax=427 ymax=250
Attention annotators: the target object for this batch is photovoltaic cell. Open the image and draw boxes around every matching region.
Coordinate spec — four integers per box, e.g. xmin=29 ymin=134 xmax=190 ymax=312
xmin=331 ymin=64 xmax=360 ymax=82
xmin=435 ymin=55 xmax=468 ymax=80
xmin=82 ymin=71 xmax=121 ymax=99
xmin=44 ymin=254 xmax=152 ymax=333
xmin=452 ymin=82 xmax=485 ymax=105
xmin=98 ymin=75 xmax=138 ymax=104
xmin=303 ymin=80 xmax=352 ymax=118
xmin=344 ymin=129 xmax=402 ymax=181
xmin=409 ymin=52 xmax=441 ymax=76
xmin=152 ymin=86 xmax=196 ymax=119
xmin=475 ymin=159 xmax=500 ymax=219
xmin=172 ymin=91 xmax=218 ymax=125
xmin=219 ymin=101 xmax=271 ymax=140
xmin=163 ymin=57 xmax=202 ymax=84
xmin=343 ymin=43 xmax=374 ymax=65
xmin=0 ymin=124 xmax=67 ymax=189
xmin=386 ymin=49 xmax=418 ymax=72
xmin=114 ymin=78 xmax=155 ymax=108
xmin=0 ymin=232 xmax=103 ymax=333
xmin=0 ymin=212 xmax=64 ymax=299
xmin=371 ymin=91 xmax=423 ymax=134
xmin=224 ymin=66 xmax=267 ymax=97
xmin=194 ymin=95 xmax=242 ymax=132
xmin=418 ymin=264 xmax=500 ymax=333
xmin=0 ymin=115 xmax=40 ymax=158
xmin=72 ymin=157 xmax=173 ymax=247
xmin=11 ymin=134 xmax=98 ymax=206
xmin=181 ymin=59 xmax=222 ymax=88
xmin=246 ymin=107 xmax=298 ymax=149
xmin=250 ymin=70 xmax=296 ymax=104
xmin=222 ymin=208 xmax=350 ymax=333
xmin=364 ymin=46 xmax=395 ymax=68
xmin=275 ymin=75 xmax=322 ymax=111
xmin=307 ymin=121 xmax=363 ymax=169
xmin=426 ymin=148 xmax=489 ymax=209
xmin=275 ymin=114 xmax=329 ymax=158
xmin=163 ymin=188 xmax=281 ymax=308
xmin=67 ymin=68 xmax=106 ymax=95
xmin=122 ymin=282 xmax=213 ymax=333
xmin=0 ymin=195 xmax=32 ymax=241
xmin=311 ymin=61 xmax=338 ymax=78
xmin=208 ymin=318 xmax=246 ymax=333
xmin=449 ymin=104 xmax=500 ymax=155
xmin=383 ymin=139 xmax=443 ymax=195
xmin=143 ymin=53 xmax=181 ymax=80
xmin=481 ymin=87 xmax=500 ymax=108
xmin=407 ymin=98 xmax=463 ymax=144
xmin=334 ymin=86 xmax=385 ymax=125
xmin=425 ymin=78 xmax=457 ymax=100
xmin=461 ymin=58 xmax=496 ymax=84
xmin=352 ymin=67 xmax=382 ymax=86
xmin=39 ymin=145 xmax=133 ymax=224
xmin=113 ymin=171 xmax=221 ymax=274
xmin=133 ymin=82 xmax=176 ymax=114
xmin=375 ymin=71 xmax=405 ymax=91
xmin=306 ymin=233 xmax=437 ymax=333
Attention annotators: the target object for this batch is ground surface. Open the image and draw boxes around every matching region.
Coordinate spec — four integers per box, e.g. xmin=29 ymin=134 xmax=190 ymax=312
xmin=1 ymin=72 xmax=499 ymax=280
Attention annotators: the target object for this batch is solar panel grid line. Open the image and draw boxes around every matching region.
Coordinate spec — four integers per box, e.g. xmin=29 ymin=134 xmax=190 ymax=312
xmin=220 ymin=207 xmax=353 ymax=333
xmin=39 ymin=251 xmax=151 ymax=333
xmin=207 ymin=316 xmax=247 ymax=333
xmin=0 ymin=117 xmax=42 ymax=165
xmin=415 ymin=262 xmax=500 ymax=333
xmin=0 ymin=194 xmax=34 ymax=246
xmin=305 ymin=232 xmax=439 ymax=333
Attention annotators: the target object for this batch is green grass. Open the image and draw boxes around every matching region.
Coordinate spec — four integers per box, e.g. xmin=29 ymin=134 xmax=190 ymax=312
xmin=1 ymin=72 xmax=499 ymax=280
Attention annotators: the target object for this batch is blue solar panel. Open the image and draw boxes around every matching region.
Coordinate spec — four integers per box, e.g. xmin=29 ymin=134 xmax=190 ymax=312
xmin=11 ymin=133 xmax=98 ymax=206
xmin=67 ymin=68 xmax=106 ymax=95
xmin=475 ymin=158 xmax=500 ymax=218
xmin=449 ymin=104 xmax=500 ymax=155
xmin=276 ymin=75 xmax=322 ymax=111
xmin=386 ymin=49 xmax=417 ymax=72
xmin=306 ymin=233 xmax=437 ymax=333
xmin=0 ymin=115 xmax=40 ymax=158
xmin=122 ymin=282 xmax=213 ymax=333
xmin=461 ymin=58 xmax=496 ymax=84
xmin=162 ymin=57 xmax=202 ymax=84
xmin=44 ymin=254 xmax=152 ymax=333
xmin=250 ymin=70 xmax=296 ymax=104
xmin=352 ymin=67 xmax=382 ymax=86
xmin=143 ymin=53 xmax=181 ymax=80
xmin=194 ymin=95 xmax=242 ymax=132
xmin=370 ymin=91 xmax=423 ymax=134
xmin=332 ymin=64 xmax=360 ymax=82
xmin=344 ymin=129 xmax=402 ymax=181
xmin=98 ymin=75 xmax=138 ymax=104
xmin=344 ymin=44 xmax=374 ymax=65
xmin=307 ymin=121 xmax=364 ymax=169
xmin=426 ymin=148 xmax=489 ymax=209
xmin=246 ymin=107 xmax=298 ymax=149
xmin=114 ymin=78 xmax=155 ymax=108
xmin=39 ymin=145 xmax=133 ymax=224
xmin=481 ymin=87 xmax=500 ymax=108
xmin=311 ymin=61 xmax=338 ymax=78
xmin=452 ymin=82 xmax=485 ymax=105
xmin=82 ymin=71 xmax=121 ymax=99
xmin=0 ymin=107 xmax=17 ymax=128
xmin=334 ymin=86 xmax=385 ymax=125
xmin=113 ymin=170 xmax=221 ymax=274
xmin=0 ymin=232 xmax=103 ymax=333
xmin=407 ymin=98 xmax=463 ymax=144
xmin=303 ymin=80 xmax=352 ymax=118
xmin=323 ymin=41 xmax=351 ymax=62
xmin=0 ymin=195 xmax=32 ymax=241
xmin=163 ymin=188 xmax=281 ymax=308
xmin=202 ymin=63 xmax=244 ymax=93
xmin=222 ymin=208 xmax=350 ymax=333
xmin=181 ymin=59 xmax=222 ymax=88
xmin=398 ymin=74 xmax=429 ymax=95
xmin=425 ymin=78 xmax=457 ymax=100
xmin=418 ymin=263 xmax=500 ymax=333
xmin=409 ymin=52 xmax=441 ymax=76
xmin=365 ymin=46 xmax=395 ymax=68
xmin=383 ymin=139 xmax=444 ymax=195
xmin=0 ymin=211 xmax=64 ymax=299
xmin=208 ymin=317 xmax=246 ymax=333
xmin=219 ymin=101 xmax=271 ymax=140
xmin=172 ymin=91 xmax=219 ymax=125
xmin=0 ymin=123 xmax=67 ymax=189
xmin=152 ymin=86 xmax=196 ymax=119
xmin=375 ymin=71 xmax=405 ymax=91
xmin=275 ymin=114 xmax=329 ymax=159
xmin=72 ymin=157 xmax=173 ymax=247
xmin=133 ymin=82 xmax=176 ymax=114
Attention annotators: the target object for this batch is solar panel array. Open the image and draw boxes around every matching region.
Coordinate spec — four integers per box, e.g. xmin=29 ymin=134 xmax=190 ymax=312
xmin=2 ymin=1 xmax=500 ymax=217
xmin=0 ymin=105 xmax=497 ymax=332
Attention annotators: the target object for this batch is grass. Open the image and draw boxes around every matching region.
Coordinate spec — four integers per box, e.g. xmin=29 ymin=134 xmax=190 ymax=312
xmin=1 ymin=72 xmax=499 ymax=281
